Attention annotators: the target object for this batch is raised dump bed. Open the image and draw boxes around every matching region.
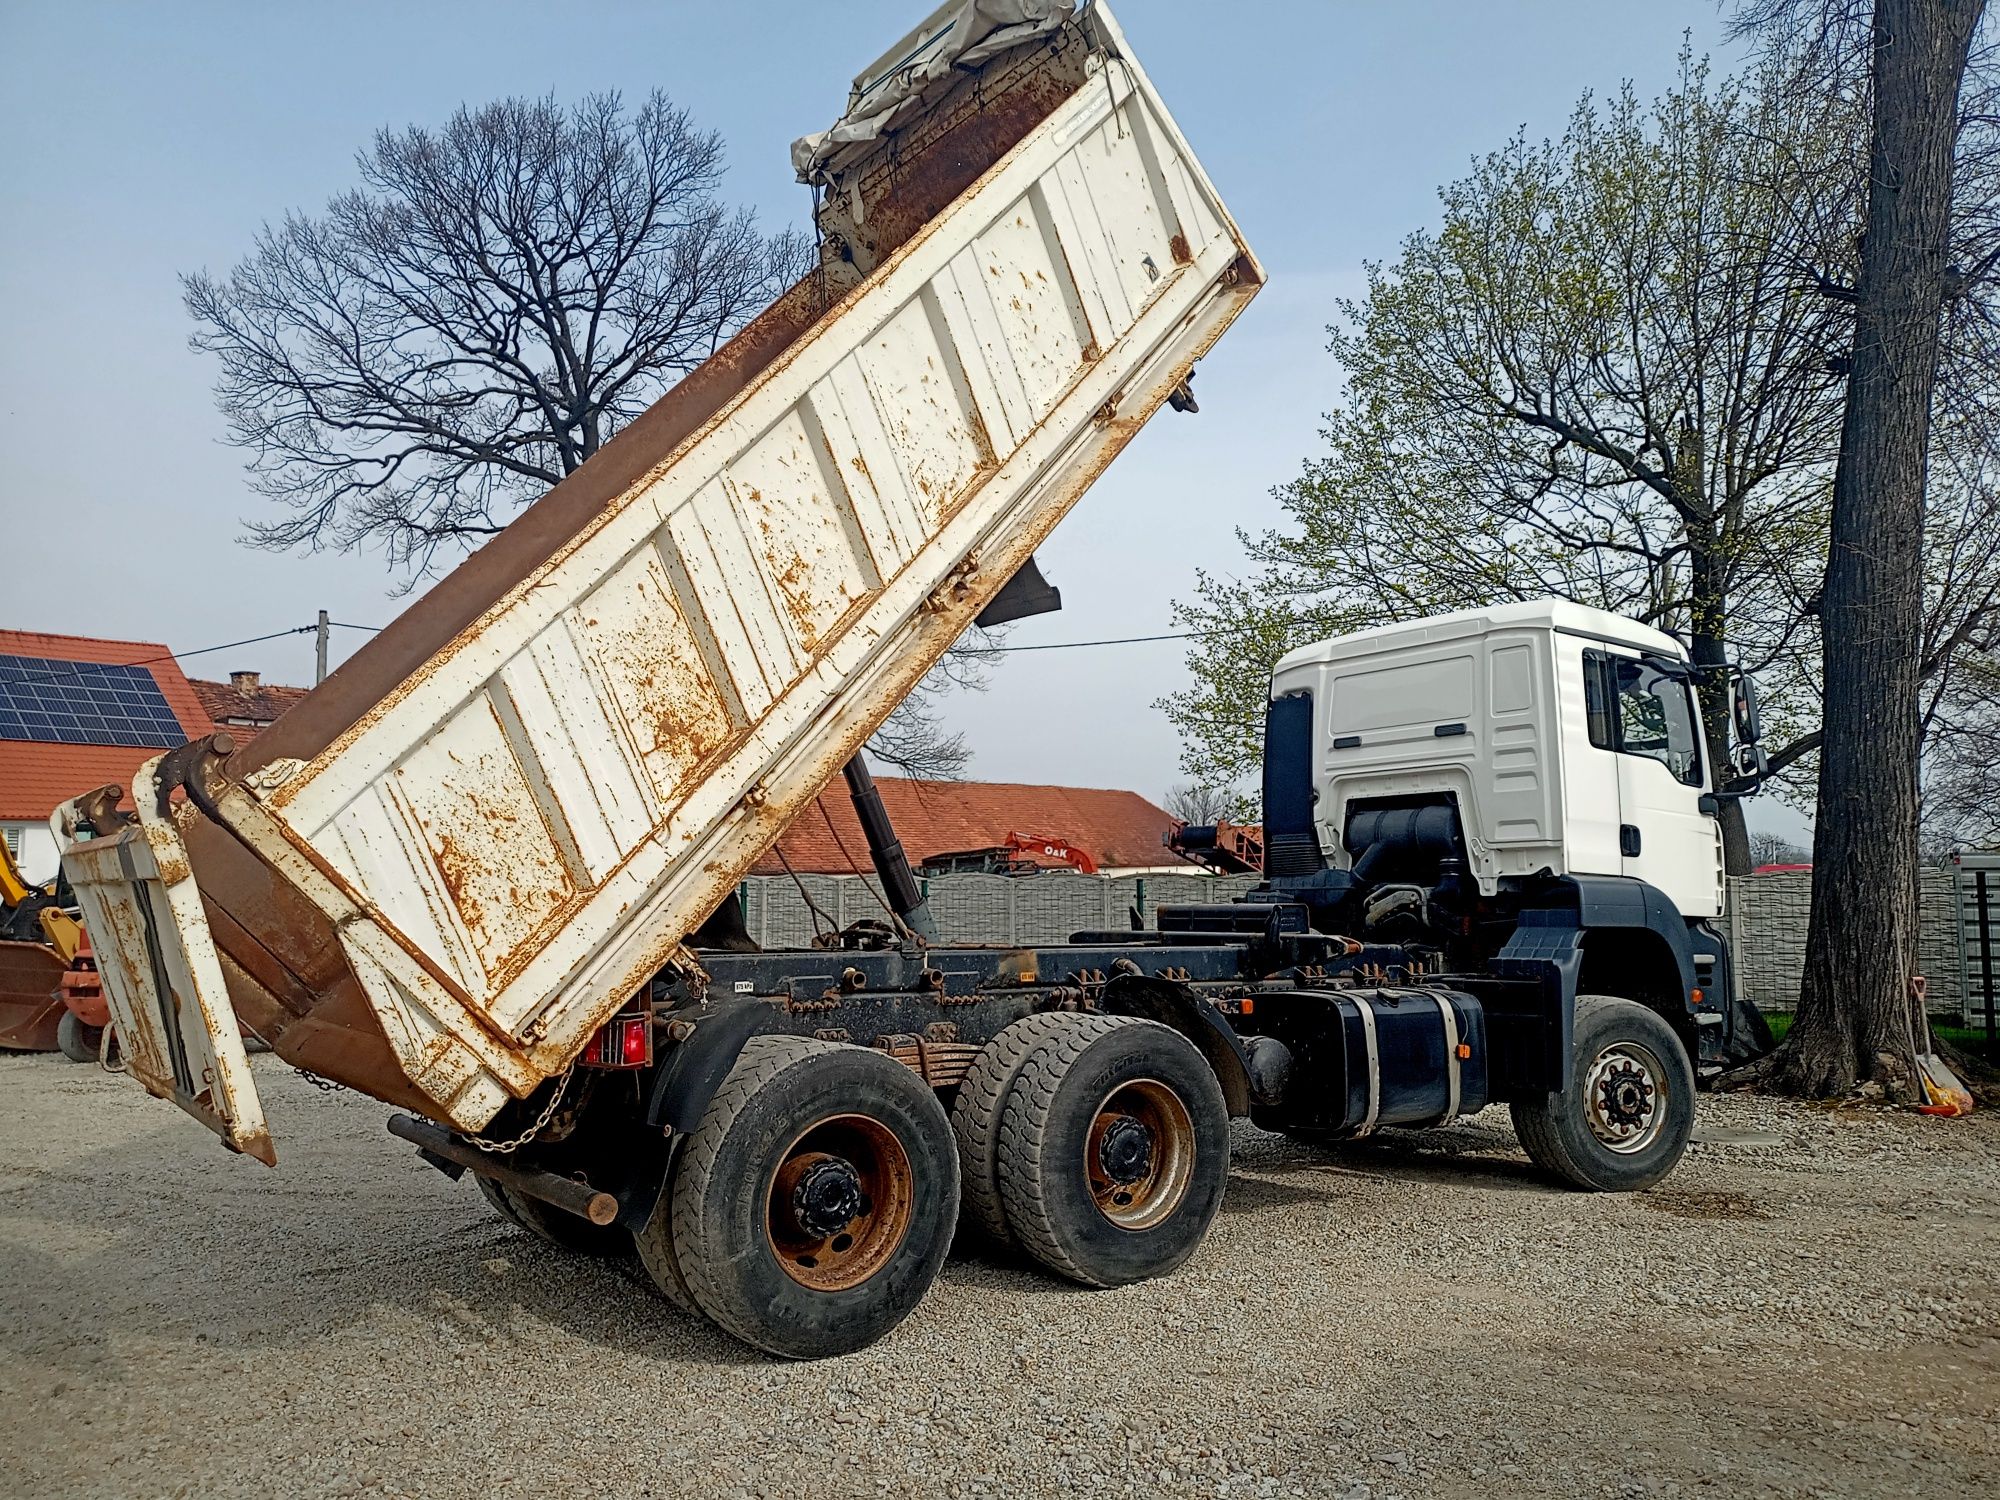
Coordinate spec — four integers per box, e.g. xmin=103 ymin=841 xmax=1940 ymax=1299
xmin=55 ymin=0 xmax=1262 ymax=1164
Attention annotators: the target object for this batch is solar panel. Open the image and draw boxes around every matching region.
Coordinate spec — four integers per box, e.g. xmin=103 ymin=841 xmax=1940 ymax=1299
xmin=0 ymin=655 xmax=189 ymax=748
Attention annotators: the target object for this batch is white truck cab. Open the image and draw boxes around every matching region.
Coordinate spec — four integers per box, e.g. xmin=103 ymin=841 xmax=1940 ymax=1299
xmin=1269 ymin=600 xmax=1725 ymax=919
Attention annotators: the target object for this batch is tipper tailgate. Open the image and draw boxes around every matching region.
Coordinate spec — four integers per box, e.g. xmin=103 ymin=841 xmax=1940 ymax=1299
xmin=52 ymin=763 xmax=272 ymax=1164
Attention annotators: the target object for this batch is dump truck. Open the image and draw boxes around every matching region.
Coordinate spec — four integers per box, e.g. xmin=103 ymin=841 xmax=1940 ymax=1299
xmin=56 ymin=0 xmax=1767 ymax=1359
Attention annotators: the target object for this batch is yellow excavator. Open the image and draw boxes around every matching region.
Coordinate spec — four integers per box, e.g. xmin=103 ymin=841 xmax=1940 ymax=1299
xmin=0 ymin=837 xmax=83 ymax=1054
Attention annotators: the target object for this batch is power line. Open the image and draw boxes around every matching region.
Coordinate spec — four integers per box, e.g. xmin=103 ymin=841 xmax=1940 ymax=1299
xmin=326 ymin=620 xmax=1248 ymax=656
xmin=0 ymin=626 xmax=320 ymax=688
xmin=988 ymin=624 xmax=1266 ymax=653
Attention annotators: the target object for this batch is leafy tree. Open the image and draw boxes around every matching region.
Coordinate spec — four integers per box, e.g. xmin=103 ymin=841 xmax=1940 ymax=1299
xmin=1162 ymin=53 xmax=1857 ymax=875
xmin=1163 ymin=46 xmax=2000 ymax=881
xmin=1731 ymin=0 xmax=1992 ymax=1101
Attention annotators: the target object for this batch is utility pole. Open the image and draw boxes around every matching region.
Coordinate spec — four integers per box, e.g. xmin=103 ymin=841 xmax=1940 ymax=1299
xmin=315 ymin=609 xmax=330 ymax=685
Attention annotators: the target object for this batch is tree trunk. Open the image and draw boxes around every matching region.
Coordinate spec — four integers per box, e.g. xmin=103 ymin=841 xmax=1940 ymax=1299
xmin=1771 ymin=0 xmax=1983 ymax=1099
xmin=1684 ymin=525 xmax=1750 ymax=875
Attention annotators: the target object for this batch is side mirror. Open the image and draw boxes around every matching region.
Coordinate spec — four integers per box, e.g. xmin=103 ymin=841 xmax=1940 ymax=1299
xmin=1731 ymin=670 xmax=1763 ymax=744
xmin=1731 ymin=742 xmax=1769 ymax=782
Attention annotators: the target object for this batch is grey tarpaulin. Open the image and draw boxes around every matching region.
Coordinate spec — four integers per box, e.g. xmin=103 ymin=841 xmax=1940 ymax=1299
xmin=792 ymin=0 xmax=1081 ymax=182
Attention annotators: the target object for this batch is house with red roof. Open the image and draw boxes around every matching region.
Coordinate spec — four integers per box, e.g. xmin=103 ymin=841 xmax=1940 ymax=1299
xmin=0 ymin=629 xmax=218 ymax=884
xmin=189 ymin=670 xmax=310 ymax=749
xmin=754 ymin=777 xmax=1195 ymax=879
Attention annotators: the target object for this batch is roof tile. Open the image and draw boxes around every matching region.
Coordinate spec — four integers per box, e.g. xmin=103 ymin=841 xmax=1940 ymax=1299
xmin=0 ymin=629 xmax=217 ymax=822
xmin=751 ymin=777 xmax=1189 ymax=875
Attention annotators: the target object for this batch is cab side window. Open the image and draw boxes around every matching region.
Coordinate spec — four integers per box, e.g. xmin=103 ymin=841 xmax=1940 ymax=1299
xmin=1583 ymin=650 xmax=1703 ymax=787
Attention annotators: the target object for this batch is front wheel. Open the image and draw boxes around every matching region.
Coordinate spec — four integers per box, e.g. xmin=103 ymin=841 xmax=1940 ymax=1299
xmin=1511 ymin=995 xmax=1695 ymax=1191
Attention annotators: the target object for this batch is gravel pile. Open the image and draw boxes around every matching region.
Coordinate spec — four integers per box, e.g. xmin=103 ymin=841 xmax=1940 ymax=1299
xmin=2 ymin=1052 xmax=1994 ymax=1498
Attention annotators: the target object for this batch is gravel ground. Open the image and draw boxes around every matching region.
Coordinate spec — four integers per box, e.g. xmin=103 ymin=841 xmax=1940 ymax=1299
xmin=2 ymin=1050 xmax=1995 ymax=1500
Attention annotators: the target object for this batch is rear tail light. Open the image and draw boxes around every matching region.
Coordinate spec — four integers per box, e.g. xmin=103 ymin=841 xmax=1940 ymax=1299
xmin=582 ymin=1013 xmax=652 ymax=1069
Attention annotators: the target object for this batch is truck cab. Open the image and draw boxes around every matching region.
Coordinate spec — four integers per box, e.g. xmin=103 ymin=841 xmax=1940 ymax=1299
xmin=1257 ymin=599 xmax=1763 ymax=1078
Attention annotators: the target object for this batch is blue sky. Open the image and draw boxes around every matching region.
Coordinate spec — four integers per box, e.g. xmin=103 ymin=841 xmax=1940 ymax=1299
xmin=3 ymin=1 xmax=1794 ymax=827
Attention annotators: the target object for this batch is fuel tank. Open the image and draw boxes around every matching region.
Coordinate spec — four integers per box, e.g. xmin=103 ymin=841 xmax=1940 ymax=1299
xmin=1243 ymin=986 xmax=1488 ymax=1137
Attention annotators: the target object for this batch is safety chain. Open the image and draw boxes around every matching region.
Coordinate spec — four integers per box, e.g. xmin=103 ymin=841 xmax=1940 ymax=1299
xmin=465 ymin=1066 xmax=574 ymax=1155
xmin=296 ymin=1069 xmax=348 ymax=1095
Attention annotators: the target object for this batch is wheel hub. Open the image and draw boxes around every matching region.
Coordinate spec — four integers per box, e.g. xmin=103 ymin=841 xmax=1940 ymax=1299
xmin=765 ymin=1116 xmax=915 ymax=1293
xmin=789 ymin=1155 xmax=864 ymax=1239
xmin=1096 ymin=1114 xmax=1155 ymax=1185
xmin=1085 ymin=1078 xmax=1197 ymax=1231
xmin=1582 ymin=1044 xmax=1666 ymax=1154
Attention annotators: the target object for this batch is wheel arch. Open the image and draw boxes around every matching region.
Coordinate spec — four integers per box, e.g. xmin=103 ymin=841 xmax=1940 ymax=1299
xmin=1576 ymin=925 xmax=1697 ymax=1056
xmin=1098 ymin=973 xmax=1252 ymax=1116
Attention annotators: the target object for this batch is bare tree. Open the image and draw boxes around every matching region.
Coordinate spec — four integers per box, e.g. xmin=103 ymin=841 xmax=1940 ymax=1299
xmin=1164 ymin=782 xmax=1241 ymax=826
xmin=1731 ymin=0 xmax=1989 ymax=1100
xmin=863 ymin=628 xmax=1009 ymax=782
xmin=1923 ymin=650 xmax=2000 ymax=849
xmin=1749 ymin=830 xmax=1812 ymax=865
xmin=185 ymin=91 xmax=806 ymax=574
xmin=187 ymin=89 xmax=988 ymax=779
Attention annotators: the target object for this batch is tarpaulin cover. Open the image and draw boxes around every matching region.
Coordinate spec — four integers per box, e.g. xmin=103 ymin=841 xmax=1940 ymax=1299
xmin=793 ymin=0 xmax=1080 ymax=181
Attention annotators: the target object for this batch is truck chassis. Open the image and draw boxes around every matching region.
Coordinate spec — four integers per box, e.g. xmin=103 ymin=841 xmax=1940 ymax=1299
xmin=405 ymin=883 xmax=1695 ymax=1357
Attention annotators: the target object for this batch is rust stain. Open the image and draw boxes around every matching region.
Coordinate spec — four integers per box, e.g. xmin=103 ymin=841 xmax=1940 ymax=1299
xmin=1169 ymin=232 xmax=1192 ymax=265
xmin=831 ymin=72 xmax=1080 ymax=266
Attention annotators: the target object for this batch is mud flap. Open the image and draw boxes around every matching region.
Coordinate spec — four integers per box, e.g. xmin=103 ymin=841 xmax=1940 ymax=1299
xmin=52 ymin=762 xmax=273 ymax=1165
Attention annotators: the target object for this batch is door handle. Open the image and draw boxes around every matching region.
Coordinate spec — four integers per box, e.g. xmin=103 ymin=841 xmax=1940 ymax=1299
xmin=1619 ymin=824 xmax=1642 ymax=857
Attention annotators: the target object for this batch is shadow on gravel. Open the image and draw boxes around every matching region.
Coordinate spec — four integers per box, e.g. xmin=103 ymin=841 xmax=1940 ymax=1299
xmin=1238 ymin=1136 xmax=1555 ymax=1194
xmin=0 ymin=1114 xmax=771 ymax=1373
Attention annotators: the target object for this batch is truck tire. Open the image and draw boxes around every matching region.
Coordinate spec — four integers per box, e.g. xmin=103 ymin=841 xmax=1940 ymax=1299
xmin=996 ymin=1016 xmax=1229 ymax=1288
xmin=669 ymin=1035 xmax=958 ymax=1358
xmin=57 ymin=1010 xmax=102 ymax=1064
xmin=472 ymin=1170 xmax=630 ymax=1257
xmin=473 ymin=1172 xmax=531 ymax=1231
xmin=1511 ymin=994 xmax=1695 ymax=1192
xmin=951 ymin=1011 xmax=1092 ymax=1247
xmin=634 ymin=1156 xmax=698 ymax=1315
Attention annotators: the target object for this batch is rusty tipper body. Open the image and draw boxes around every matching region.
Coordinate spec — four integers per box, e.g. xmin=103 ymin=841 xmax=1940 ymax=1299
xmin=57 ymin=1 xmax=1261 ymax=1159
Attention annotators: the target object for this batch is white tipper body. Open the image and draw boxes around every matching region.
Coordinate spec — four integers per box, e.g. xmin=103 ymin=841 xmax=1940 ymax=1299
xmin=50 ymin=1 xmax=1261 ymax=1161
xmin=1270 ymin=600 xmax=1725 ymax=921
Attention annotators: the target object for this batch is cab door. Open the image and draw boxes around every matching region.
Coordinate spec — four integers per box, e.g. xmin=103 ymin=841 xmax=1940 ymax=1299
xmin=1583 ymin=648 xmax=1724 ymax=918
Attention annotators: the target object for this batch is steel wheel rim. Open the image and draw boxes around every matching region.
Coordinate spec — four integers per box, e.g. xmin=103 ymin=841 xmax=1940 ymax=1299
xmin=764 ymin=1113 xmax=914 ymax=1291
xmin=1084 ymin=1078 xmax=1196 ymax=1231
xmin=1582 ymin=1041 xmax=1668 ymax=1154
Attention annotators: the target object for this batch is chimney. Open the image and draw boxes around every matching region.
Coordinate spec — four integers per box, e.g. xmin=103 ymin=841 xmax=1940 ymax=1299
xmin=230 ymin=669 xmax=261 ymax=691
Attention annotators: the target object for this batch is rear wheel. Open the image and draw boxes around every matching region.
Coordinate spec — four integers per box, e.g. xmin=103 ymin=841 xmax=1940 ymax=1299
xmin=951 ymin=1011 xmax=1092 ymax=1246
xmin=1512 ymin=994 xmax=1695 ymax=1191
xmin=634 ymin=1156 xmax=698 ymax=1315
xmin=56 ymin=1010 xmax=102 ymax=1064
xmin=474 ymin=1172 xmax=531 ymax=1230
xmin=666 ymin=1035 xmax=958 ymax=1358
xmin=996 ymin=1016 xmax=1229 ymax=1288
xmin=470 ymin=1165 xmax=629 ymax=1257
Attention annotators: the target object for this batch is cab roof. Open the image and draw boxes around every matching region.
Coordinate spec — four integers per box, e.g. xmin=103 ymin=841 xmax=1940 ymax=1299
xmin=1272 ymin=599 xmax=1687 ymax=678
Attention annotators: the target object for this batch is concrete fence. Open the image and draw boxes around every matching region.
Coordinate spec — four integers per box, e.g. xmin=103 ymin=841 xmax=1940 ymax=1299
xmin=1727 ymin=869 xmax=1963 ymax=1018
xmin=738 ymin=867 xmax=1967 ymax=1019
xmin=739 ymin=871 xmax=1260 ymax=950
